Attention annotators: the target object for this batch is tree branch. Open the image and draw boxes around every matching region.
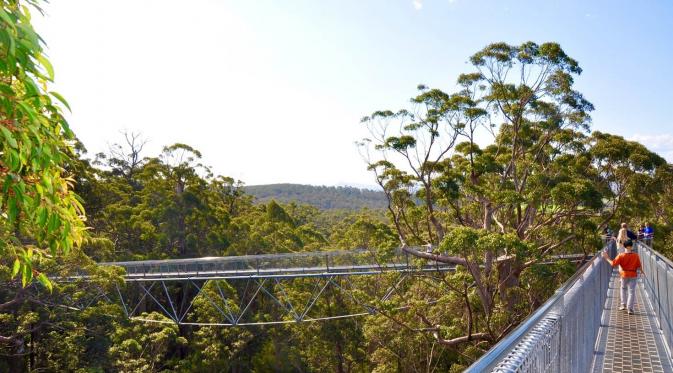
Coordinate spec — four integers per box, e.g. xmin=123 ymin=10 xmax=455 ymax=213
xmin=523 ymin=234 xmax=576 ymax=268
xmin=403 ymin=247 xmax=467 ymax=266
xmin=433 ymin=332 xmax=491 ymax=346
xmin=0 ymin=287 xmax=26 ymax=311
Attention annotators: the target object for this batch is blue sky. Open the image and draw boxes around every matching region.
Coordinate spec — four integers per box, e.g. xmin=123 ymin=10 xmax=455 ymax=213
xmin=34 ymin=0 xmax=673 ymax=187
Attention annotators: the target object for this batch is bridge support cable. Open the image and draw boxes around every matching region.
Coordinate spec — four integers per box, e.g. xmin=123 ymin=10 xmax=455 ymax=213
xmin=466 ymin=240 xmax=617 ymax=372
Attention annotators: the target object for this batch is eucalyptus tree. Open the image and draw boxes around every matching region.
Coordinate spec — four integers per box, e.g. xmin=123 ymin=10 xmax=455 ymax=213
xmin=588 ymin=131 xmax=667 ymax=226
xmin=0 ymin=0 xmax=85 ymax=289
xmin=360 ymin=41 xmax=667 ymax=358
xmin=104 ymin=131 xmax=148 ymax=183
xmin=0 ymin=3 xmax=90 ymax=367
xmin=359 ymin=85 xmax=468 ymax=246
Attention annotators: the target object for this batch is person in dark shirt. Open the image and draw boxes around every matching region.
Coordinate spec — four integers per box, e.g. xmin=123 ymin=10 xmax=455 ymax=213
xmin=643 ymin=223 xmax=654 ymax=246
xmin=626 ymin=228 xmax=637 ymax=241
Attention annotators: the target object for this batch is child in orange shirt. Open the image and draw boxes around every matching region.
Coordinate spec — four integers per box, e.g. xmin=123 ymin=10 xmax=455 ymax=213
xmin=601 ymin=239 xmax=643 ymax=314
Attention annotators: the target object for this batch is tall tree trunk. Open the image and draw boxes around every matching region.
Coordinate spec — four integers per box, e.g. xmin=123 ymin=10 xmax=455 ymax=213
xmin=497 ymin=258 xmax=522 ymax=311
xmin=483 ymin=202 xmax=494 ymax=277
xmin=424 ymin=184 xmax=444 ymax=243
xmin=8 ymin=339 xmax=26 ymax=373
xmin=335 ymin=338 xmax=345 ymax=373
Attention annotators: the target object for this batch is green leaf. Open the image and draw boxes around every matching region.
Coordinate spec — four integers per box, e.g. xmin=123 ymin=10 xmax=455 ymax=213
xmin=7 ymin=29 xmax=15 ymax=57
xmin=7 ymin=148 xmax=20 ymax=170
xmin=0 ymin=126 xmax=18 ymax=148
xmin=7 ymin=197 xmax=19 ymax=223
xmin=37 ymin=206 xmax=47 ymax=226
xmin=47 ymin=213 xmax=60 ymax=234
xmin=37 ymin=273 xmax=52 ymax=292
xmin=0 ymin=83 xmax=14 ymax=95
xmin=36 ymin=54 xmax=54 ymax=81
xmin=49 ymin=91 xmax=71 ymax=112
xmin=16 ymin=101 xmax=38 ymax=124
xmin=0 ymin=9 xmax=15 ymax=30
xmin=21 ymin=264 xmax=32 ymax=287
xmin=11 ymin=259 xmax=20 ymax=277
xmin=22 ymin=77 xmax=39 ymax=97
xmin=21 ymin=5 xmax=31 ymax=22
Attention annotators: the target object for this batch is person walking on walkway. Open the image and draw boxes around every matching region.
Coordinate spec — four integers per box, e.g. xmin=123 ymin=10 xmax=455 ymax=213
xmin=601 ymin=239 xmax=643 ymax=315
xmin=638 ymin=224 xmax=645 ymax=240
xmin=617 ymin=223 xmax=629 ymax=250
xmin=644 ymin=222 xmax=654 ymax=246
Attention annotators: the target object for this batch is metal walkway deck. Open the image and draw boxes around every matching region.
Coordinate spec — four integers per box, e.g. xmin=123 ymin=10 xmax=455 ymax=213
xmin=593 ymin=272 xmax=673 ymax=372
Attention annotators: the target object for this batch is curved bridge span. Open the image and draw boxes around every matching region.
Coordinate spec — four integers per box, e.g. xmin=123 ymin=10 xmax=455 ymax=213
xmin=67 ymin=249 xmax=588 ymax=328
xmin=72 ymin=247 xmax=457 ymax=327
xmin=98 ymin=247 xmax=455 ymax=281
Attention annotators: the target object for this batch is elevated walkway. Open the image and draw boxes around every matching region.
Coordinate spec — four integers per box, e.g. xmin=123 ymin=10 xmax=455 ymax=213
xmin=593 ymin=272 xmax=672 ymax=372
xmin=72 ymin=248 xmax=456 ymax=281
xmin=66 ymin=249 xmax=587 ymax=326
xmin=467 ymin=241 xmax=673 ymax=373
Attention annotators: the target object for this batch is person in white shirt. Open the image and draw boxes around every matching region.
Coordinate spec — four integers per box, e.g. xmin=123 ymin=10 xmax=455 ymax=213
xmin=617 ymin=223 xmax=628 ymax=251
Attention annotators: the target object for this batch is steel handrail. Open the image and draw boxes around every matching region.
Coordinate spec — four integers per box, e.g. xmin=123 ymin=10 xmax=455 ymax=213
xmin=466 ymin=241 xmax=616 ymax=372
xmin=636 ymin=241 xmax=673 ymax=362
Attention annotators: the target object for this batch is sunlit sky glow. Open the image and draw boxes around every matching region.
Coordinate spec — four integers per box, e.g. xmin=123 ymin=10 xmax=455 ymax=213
xmin=33 ymin=0 xmax=673 ymax=187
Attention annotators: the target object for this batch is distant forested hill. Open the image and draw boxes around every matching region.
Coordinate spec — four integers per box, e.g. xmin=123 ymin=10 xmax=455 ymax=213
xmin=245 ymin=183 xmax=387 ymax=210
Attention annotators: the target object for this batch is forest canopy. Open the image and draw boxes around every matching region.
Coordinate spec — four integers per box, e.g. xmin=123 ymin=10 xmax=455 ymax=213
xmin=2 ymin=1 xmax=673 ymax=372
xmin=245 ymin=183 xmax=388 ymax=210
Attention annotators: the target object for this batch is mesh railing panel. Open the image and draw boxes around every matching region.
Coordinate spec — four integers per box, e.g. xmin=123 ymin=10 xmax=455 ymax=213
xmin=637 ymin=241 xmax=673 ymax=357
xmin=467 ymin=240 xmax=616 ymax=372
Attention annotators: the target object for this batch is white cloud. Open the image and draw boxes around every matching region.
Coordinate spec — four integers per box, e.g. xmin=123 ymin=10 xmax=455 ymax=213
xmin=631 ymin=133 xmax=673 ymax=162
xmin=413 ymin=0 xmax=423 ymax=10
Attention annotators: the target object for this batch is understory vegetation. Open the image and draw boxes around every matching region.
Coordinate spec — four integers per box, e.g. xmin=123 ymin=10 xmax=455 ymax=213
xmin=2 ymin=1 xmax=673 ymax=372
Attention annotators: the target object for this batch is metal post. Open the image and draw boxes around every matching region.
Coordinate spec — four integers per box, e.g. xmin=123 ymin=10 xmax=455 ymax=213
xmin=656 ymin=257 xmax=663 ymax=327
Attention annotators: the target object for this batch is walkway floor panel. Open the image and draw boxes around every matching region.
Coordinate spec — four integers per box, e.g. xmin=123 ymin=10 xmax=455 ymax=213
xmin=593 ymin=272 xmax=673 ymax=372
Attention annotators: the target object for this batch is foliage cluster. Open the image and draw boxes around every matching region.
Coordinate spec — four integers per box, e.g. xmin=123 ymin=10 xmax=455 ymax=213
xmin=245 ymin=184 xmax=388 ymax=211
xmin=357 ymin=40 xmax=672 ymax=366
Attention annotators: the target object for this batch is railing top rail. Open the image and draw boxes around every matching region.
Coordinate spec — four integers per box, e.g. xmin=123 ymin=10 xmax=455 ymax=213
xmin=99 ymin=247 xmax=407 ymax=268
xmin=100 ymin=250 xmax=590 ymax=269
xmin=638 ymin=241 xmax=673 ymax=268
xmin=466 ymin=249 xmax=605 ymax=372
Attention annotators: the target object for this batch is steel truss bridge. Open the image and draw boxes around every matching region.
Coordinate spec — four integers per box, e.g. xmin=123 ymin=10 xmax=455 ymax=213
xmin=65 ymin=249 xmax=590 ymax=328
xmin=69 ymin=248 xmax=459 ymax=326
